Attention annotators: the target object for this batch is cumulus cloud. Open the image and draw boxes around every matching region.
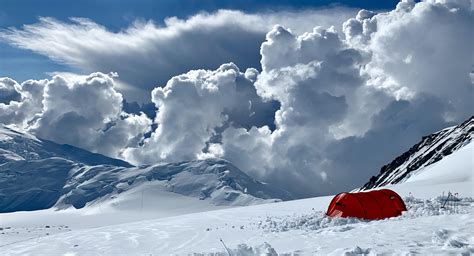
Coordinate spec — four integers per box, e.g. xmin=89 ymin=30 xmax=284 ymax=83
xmin=219 ymin=25 xmax=369 ymax=196
xmin=1 ymin=1 xmax=472 ymax=198
xmin=0 ymin=78 xmax=21 ymax=103
xmin=0 ymin=8 xmax=357 ymax=102
xmin=1 ymin=73 xmax=152 ymax=159
xmin=0 ymin=77 xmax=46 ymax=126
xmin=30 ymin=73 xmax=152 ymax=158
xmin=123 ymin=63 xmax=269 ymax=164
xmin=347 ymin=0 xmax=473 ymax=122
xmin=127 ymin=0 xmax=472 ymax=197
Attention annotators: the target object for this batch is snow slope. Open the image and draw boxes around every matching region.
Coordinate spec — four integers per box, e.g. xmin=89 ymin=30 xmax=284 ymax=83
xmin=0 ymin=125 xmax=292 ymax=213
xmin=1 ymin=142 xmax=472 ymax=255
xmin=0 ymin=125 xmax=132 ymax=167
xmin=361 ymin=116 xmax=473 ymax=190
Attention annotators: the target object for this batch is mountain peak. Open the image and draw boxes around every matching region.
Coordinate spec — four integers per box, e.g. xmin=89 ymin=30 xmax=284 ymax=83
xmin=0 ymin=124 xmax=133 ymax=167
xmin=0 ymin=126 xmax=292 ymax=213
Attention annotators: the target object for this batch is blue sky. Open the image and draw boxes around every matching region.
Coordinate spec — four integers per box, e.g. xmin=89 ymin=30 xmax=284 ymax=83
xmin=0 ymin=0 xmax=399 ymax=83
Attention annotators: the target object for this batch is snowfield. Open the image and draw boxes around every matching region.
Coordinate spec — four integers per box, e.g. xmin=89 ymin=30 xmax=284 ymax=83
xmin=1 ymin=143 xmax=472 ymax=255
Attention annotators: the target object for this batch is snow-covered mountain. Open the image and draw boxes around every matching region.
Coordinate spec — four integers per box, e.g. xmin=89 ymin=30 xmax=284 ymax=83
xmin=1 ymin=122 xmax=472 ymax=255
xmin=0 ymin=125 xmax=292 ymax=213
xmin=0 ymin=125 xmax=132 ymax=167
xmin=2 ymin=139 xmax=472 ymax=255
xmin=360 ymin=116 xmax=473 ymax=190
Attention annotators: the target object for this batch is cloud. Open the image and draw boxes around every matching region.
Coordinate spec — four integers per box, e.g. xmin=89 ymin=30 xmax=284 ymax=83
xmin=0 ymin=77 xmax=46 ymax=126
xmin=0 ymin=8 xmax=357 ymax=102
xmin=0 ymin=77 xmax=21 ymax=103
xmin=326 ymin=95 xmax=453 ymax=191
xmin=1 ymin=73 xmax=152 ymax=159
xmin=31 ymin=73 xmax=152 ymax=158
xmin=346 ymin=0 xmax=473 ymax=122
xmin=123 ymin=63 xmax=266 ymax=164
xmin=129 ymin=0 xmax=472 ymax=197
xmin=1 ymin=1 xmax=472 ymax=198
xmin=217 ymin=25 xmax=369 ymax=196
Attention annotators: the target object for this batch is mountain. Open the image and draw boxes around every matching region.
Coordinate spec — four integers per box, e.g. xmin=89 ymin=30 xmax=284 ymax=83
xmin=0 ymin=125 xmax=292 ymax=213
xmin=360 ymin=116 xmax=473 ymax=190
xmin=2 ymin=139 xmax=473 ymax=255
xmin=0 ymin=125 xmax=132 ymax=167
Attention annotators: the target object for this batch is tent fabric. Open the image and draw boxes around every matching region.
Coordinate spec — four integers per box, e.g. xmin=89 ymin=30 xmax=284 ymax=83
xmin=326 ymin=189 xmax=407 ymax=220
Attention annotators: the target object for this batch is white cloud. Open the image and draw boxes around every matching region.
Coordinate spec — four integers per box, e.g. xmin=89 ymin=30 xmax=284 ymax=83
xmin=127 ymin=0 xmax=472 ymax=197
xmin=219 ymin=0 xmax=472 ymax=196
xmin=1 ymin=1 xmax=472 ymax=197
xmin=0 ymin=77 xmax=21 ymax=103
xmin=31 ymin=73 xmax=152 ymax=158
xmin=219 ymin=25 xmax=369 ymax=196
xmin=0 ymin=77 xmax=46 ymax=126
xmin=1 ymin=73 xmax=152 ymax=159
xmin=0 ymin=8 xmax=357 ymax=102
xmin=345 ymin=0 xmax=473 ymax=120
xmin=123 ymin=63 xmax=252 ymax=164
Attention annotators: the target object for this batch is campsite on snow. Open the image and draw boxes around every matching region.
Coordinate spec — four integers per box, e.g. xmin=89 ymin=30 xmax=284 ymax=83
xmin=0 ymin=117 xmax=472 ymax=254
xmin=0 ymin=0 xmax=473 ymax=255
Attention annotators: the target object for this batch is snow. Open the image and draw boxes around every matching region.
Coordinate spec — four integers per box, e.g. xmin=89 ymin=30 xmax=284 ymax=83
xmin=1 ymin=141 xmax=473 ymax=255
xmin=0 ymin=125 xmax=132 ymax=167
xmin=0 ymin=125 xmax=472 ymax=255
xmin=0 ymin=125 xmax=291 ymax=212
xmin=381 ymin=143 xmax=473 ymax=199
xmin=362 ymin=117 xmax=473 ymax=190
xmin=1 ymin=195 xmax=473 ymax=255
xmin=406 ymin=143 xmax=473 ymax=184
xmin=0 ymin=158 xmax=289 ymax=212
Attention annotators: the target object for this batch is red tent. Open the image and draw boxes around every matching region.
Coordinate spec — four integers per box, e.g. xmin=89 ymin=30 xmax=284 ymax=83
xmin=326 ymin=189 xmax=407 ymax=220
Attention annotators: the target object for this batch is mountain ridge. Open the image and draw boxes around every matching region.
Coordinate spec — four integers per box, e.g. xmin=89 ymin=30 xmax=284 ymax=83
xmin=0 ymin=124 xmax=133 ymax=167
xmin=0 ymin=125 xmax=292 ymax=213
xmin=360 ymin=116 xmax=473 ymax=190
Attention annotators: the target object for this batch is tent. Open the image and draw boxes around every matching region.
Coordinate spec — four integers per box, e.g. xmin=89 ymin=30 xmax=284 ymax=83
xmin=326 ymin=189 xmax=407 ymax=220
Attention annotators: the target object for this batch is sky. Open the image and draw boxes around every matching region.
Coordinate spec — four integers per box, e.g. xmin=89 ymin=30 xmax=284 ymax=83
xmin=0 ymin=0 xmax=399 ymax=90
xmin=0 ymin=0 xmax=472 ymax=198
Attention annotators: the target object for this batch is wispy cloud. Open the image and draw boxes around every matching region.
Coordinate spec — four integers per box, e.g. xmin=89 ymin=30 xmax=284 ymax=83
xmin=0 ymin=8 xmax=356 ymax=102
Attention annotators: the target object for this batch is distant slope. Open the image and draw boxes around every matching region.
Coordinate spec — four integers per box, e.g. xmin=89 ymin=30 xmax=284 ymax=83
xmin=0 ymin=125 xmax=132 ymax=167
xmin=0 ymin=126 xmax=292 ymax=213
xmin=360 ymin=116 xmax=473 ymax=190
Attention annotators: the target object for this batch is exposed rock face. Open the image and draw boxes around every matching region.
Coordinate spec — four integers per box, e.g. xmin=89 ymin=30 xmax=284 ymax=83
xmin=360 ymin=116 xmax=473 ymax=190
